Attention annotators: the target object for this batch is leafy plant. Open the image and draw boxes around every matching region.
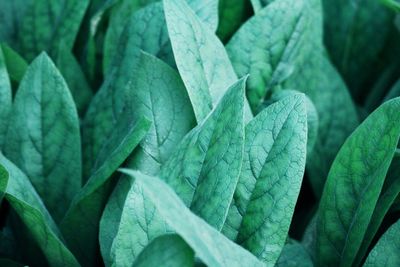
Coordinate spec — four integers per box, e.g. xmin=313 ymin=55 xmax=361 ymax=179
xmin=0 ymin=0 xmax=399 ymax=266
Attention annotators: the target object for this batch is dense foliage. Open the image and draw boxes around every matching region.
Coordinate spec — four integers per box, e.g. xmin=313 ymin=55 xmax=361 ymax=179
xmin=0 ymin=0 xmax=400 ymax=266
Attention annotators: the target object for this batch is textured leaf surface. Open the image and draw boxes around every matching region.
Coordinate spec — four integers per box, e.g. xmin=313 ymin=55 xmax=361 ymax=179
xmin=164 ymin=0 xmax=242 ymax=121
xmin=316 ymin=97 xmax=400 ymax=267
xmin=61 ymin=114 xmax=150 ymax=267
xmin=103 ymin=0 xmax=218 ymax=71
xmin=0 ymin=47 xmax=11 ymax=148
xmin=227 ymin=0 xmax=309 ymax=111
xmin=133 ymin=235 xmax=194 ymax=267
xmin=4 ymin=53 xmax=81 ymax=222
xmin=19 ymin=0 xmax=89 ymax=60
xmin=363 ymin=219 xmax=400 ymax=267
xmin=276 ymin=239 xmax=313 ymax=267
xmin=222 ymin=94 xmax=307 ymax=265
xmin=112 ymin=170 xmax=264 ymax=267
xmin=0 ymin=154 xmax=80 ymax=267
xmin=125 ymin=52 xmax=195 ymax=174
xmin=322 ymin=0 xmax=393 ymax=95
xmin=159 ymin=78 xmax=245 ymax=230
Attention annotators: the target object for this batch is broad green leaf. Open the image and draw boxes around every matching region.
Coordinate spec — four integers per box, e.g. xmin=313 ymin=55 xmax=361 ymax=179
xmin=4 ymin=53 xmax=81 ymax=222
xmin=363 ymin=219 xmax=400 ymax=266
xmin=61 ymin=113 xmax=150 ymax=267
xmin=0 ymin=47 xmax=12 ymax=148
xmin=103 ymin=0 xmax=219 ymax=72
xmin=159 ymin=77 xmax=245 ymax=230
xmin=0 ymin=154 xmax=80 ymax=267
xmin=19 ymin=0 xmax=90 ymax=60
xmin=222 ymin=94 xmax=307 ymax=265
xmin=316 ymin=97 xmax=400 ymax=267
xmin=112 ymin=170 xmax=264 ymax=267
xmin=381 ymin=0 xmax=400 ymax=12
xmin=164 ymin=0 xmax=251 ymax=121
xmin=0 ymin=44 xmax=27 ymax=84
xmin=133 ymin=234 xmax=194 ymax=267
xmin=125 ymin=52 xmax=195 ymax=174
xmin=354 ymin=156 xmax=400 ymax=265
xmin=55 ymin=43 xmax=93 ymax=116
xmin=276 ymin=239 xmax=313 ymax=267
xmin=216 ymin=0 xmax=249 ymax=42
xmin=322 ymin=0 xmax=393 ymax=96
xmin=227 ymin=0 xmax=309 ymax=111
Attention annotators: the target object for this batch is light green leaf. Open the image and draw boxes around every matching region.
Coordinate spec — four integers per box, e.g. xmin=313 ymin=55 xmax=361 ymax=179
xmin=55 ymin=43 xmax=93 ymax=116
xmin=112 ymin=170 xmax=264 ymax=267
xmin=103 ymin=0 xmax=219 ymax=72
xmin=276 ymin=239 xmax=314 ymax=267
xmin=323 ymin=0 xmax=393 ymax=96
xmin=4 ymin=53 xmax=81 ymax=222
xmin=222 ymin=94 xmax=307 ymax=265
xmin=159 ymin=77 xmax=245 ymax=230
xmin=164 ymin=0 xmax=250 ymax=121
xmin=0 ymin=47 xmax=12 ymax=149
xmin=19 ymin=0 xmax=90 ymax=60
xmin=316 ymin=97 xmax=400 ymax=267
xmin=226 ymin=0 xmax=309 ymax=111
xmin=125 ymin=52 xmax=195 ymax=174
xmin=133 ymin=234 xmax=194 ymax=267
xmin=0 ymin=153 xmax=80 ymax=267
xmin=61 ymin=113 xmax=150 ymax=267
xmin=363 ymin=219 xmax=400 ymax=267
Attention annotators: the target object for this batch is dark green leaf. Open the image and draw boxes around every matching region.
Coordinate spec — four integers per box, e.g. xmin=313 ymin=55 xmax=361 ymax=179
xmin=0 ymin=154 xmax=80 ymax=267
xmin=316 ymin=97 xmax=400 ymax=267
xmin=0 ymin=44 xmax=27 ymax=84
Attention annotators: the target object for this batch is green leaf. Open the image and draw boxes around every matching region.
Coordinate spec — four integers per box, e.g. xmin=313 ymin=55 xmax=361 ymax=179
xmin=164 ymin=0 xmax=250 ymax=121
xmin=0 ymin=47 xmax=12 ymax=149
xmin=354 ymin=156 xmax=400 ymax=265
xmin=383 ymin=78 xmax=400 ymax=102
xmin=4 ymin=53 xmax=81 ymax=223
xmin=216 ymin=0 xmax=249 ymax=42
xmin=55 ymin=43 xmax=93 ymax=116
xmin=159 ymin=77 xmax=245 ymax=230
xmin=322 ymin=0 xmax=393 ymax=96
xmin=316 ymin=97 xmax=400 ymax=267
xmin=125 ymin=52 xmax=195 ymax=174
xmin=363 ymin=219 xmax=400 ymax=266
xmin=133 ymin=234 xmax=194 ymax=267
xmin=0 ymin=44 xmax=27 ymax=84
xmin=112 ymin=170 xmax=264 ymax=267
xmin=61 ymin=113 xmax=150 ymax=267
xmin=276 ymin=239 xmax=313 ymax=267
xmin=0 ymin=153 xmax=80 ymax=267
xmin=19 ymin=0 xmax=90 ymax=60
xmin=222 ymin=94 xmax=307 ymax=265
xmin=226 ymin=0 xmax=309 ymax=111
xmin=0 ymin=164 xmax=8 ymax=203
xmin=103 ymin=0 xmax=219 ymax=72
